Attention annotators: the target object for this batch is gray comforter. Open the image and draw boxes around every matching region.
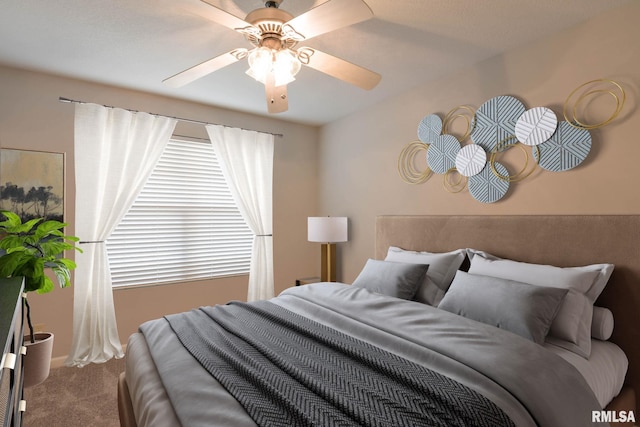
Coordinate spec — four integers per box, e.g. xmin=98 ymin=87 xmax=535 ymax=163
xmin=163 ymin=301 xmax=515 ymax=427
xmin=135 ymin=283 xmax=606 ymax=427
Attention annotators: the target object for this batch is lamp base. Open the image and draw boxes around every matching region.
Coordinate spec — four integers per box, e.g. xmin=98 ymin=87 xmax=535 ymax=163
xmin=320 ymin=243 xmax=337 ymax=282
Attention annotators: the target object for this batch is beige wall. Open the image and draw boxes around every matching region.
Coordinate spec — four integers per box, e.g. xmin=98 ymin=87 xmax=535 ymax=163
xmin=319 ymin=2 xmax=640 ymax=283
xmin=0 ymin=66 xmax=320 ymax=358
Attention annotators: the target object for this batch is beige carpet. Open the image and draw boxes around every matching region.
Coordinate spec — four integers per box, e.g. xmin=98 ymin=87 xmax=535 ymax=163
xmin=22 ymin=357 xmax=125 ymax=427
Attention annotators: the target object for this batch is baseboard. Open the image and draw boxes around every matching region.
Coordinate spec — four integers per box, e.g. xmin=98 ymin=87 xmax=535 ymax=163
xmin=51 ymin=355 xmax=66 ymax=369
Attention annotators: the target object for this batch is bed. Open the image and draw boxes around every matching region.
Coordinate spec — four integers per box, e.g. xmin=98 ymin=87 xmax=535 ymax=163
xmin=117 ymin=215 xmax=639 ymax=426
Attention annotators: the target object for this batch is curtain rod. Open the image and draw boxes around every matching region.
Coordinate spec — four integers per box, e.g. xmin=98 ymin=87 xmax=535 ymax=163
xmin=58 ymin=97 xmax=283 ymax=138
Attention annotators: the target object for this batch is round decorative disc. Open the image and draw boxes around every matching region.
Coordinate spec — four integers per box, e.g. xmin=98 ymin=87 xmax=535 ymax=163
xmin=418 ymin=114 xmax=443 ymax=144
xmin=534 ymin=121 xmax=592 ymax=172
xmin=426 ymin=134 xmax=461 ymax=174
xmin=471 ymin=95 xmax=526 ymax=152
xmin=515 ymin=107 xmax=558 ymax=146
xmin=468 ymin=162 xmax=510 ymax=203
xmin=455 ymin=144 xmax=487 ymax=177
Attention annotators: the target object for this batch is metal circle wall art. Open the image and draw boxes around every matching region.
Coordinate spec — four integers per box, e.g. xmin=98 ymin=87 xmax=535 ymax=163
xmin=471 ymin=95 xmax=526 ymax=152
xmin=515 ymin=107 xmax=558 ymax=146
xmin=443 ymin=168 xmax=467 ymax=194
xmin=489 ymin=139 xmax=538 ymax=183
xmin=398 ymin=141 xmax=432 ymax=184
xmin=468 ymin=162 xmax=510 ymax=203
xmin=563 ymin=79 xmax=625 ymax=130
xmin=534 ymin=121 xmax=592 ymax=172
xmin=397 ymin=78 xmax=626 ymax=203
xmin=443 ymin=105 xmax=476 ymax=142
xmin=426 ymin=134 xmax=461 ymax=174
xmin=455 ymin=144 xmax=486 ymax=177
xmin=418 ymin=114 xmax=443 ymax=143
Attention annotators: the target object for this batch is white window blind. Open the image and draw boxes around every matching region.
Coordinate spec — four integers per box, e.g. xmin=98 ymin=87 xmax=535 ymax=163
xmin=107 ymin=138 xmax=253 ymax=287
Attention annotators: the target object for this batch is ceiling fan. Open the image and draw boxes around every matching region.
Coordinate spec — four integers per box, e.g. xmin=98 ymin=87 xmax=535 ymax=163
xmin=164 ymin=0 xmax=381 ymax=113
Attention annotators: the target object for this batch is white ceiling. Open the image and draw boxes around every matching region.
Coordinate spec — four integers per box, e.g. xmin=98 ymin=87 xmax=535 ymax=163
xmin=0 ymin=0 xmax=632 ymax=125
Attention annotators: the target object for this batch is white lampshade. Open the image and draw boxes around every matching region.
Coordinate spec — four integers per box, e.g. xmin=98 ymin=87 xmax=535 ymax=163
xmin=308 ymin=217 xmax=348 ymax=243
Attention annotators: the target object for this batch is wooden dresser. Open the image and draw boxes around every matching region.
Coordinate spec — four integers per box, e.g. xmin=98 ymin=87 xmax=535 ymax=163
xmin=0 ymin=277 xmax=25 ymax=427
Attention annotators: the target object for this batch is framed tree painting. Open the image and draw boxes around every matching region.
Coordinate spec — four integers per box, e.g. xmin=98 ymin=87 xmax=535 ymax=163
xmin=0 ymin=148 xmax=65 ymax=222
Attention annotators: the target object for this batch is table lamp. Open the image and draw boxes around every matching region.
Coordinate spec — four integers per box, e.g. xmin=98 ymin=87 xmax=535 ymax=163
xmin=307 ymin=217 xmax=348 ymax=282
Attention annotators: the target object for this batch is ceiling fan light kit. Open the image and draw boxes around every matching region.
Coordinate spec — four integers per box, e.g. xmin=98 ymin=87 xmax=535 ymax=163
xmin=246 ymin=47 xmax=301 ymax=87
xmin=164 ymin=0 xmax=381 ymax=113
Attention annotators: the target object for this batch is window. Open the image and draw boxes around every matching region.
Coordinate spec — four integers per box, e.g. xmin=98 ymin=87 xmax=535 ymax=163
xmin=106 ymin=138 xmax=253 ymax=287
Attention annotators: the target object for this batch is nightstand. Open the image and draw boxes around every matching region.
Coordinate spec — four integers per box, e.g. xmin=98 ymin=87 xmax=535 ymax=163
xmin=295 ymin=277 xmax=321 ymax=286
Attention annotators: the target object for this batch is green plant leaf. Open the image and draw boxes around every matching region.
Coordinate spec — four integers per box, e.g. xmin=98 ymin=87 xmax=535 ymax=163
xmin=0 ymin=210 xmax=80 ymax=294
xmin=0 ymin=210 xmax=22 ymax=228
xmin=0 ymin=235 xmax=27 ymax=250
xmin=24 ymin=271 xmax=45 ymax=293
xmin=57 ymin=258 xmax=77 ymax=270
xmin=51 ymin=265 xmax=72 ymax=288
xmin=17 ymin=218 xmax=43 ymax=234
xmin=0 ymin=251 xmax=27 ymax=277
xmin=34 ymin=220 xmax=67 ymax=240
xmin=37 ymin=276 xmax=55 ymax=294
xmin=41 ymin=240 xmax=73 ymax=256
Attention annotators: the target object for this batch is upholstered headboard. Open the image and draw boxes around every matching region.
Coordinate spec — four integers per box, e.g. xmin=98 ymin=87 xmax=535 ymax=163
xmin=376 ymin=215 xmax=640 ymax=411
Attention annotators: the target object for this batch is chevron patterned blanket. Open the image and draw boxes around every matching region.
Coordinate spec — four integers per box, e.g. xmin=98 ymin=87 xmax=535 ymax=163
xmin=164 ymin=300 xmax=515 ymax=427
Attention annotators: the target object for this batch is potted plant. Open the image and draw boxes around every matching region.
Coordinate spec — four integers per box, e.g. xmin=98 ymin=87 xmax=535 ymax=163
xmin=0 ymin=210 xmax=81 ymax=387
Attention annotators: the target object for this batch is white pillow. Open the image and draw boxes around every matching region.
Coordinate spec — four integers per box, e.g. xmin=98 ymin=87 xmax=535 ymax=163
xmin=591 ymin=306 xmax=614 ymax=341
xmin=466 ymin=249 xmax=614 ymax=358
xmin=385 ymin=246 xmax=466 ymax=306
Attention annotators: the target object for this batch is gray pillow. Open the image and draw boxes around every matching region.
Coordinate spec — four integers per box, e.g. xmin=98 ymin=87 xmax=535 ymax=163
xmin=351 ymin=259 xmax=429 ymax=300
xmin=466 ymin=249 xmax=614 ymax=358
xmin=591 ymin=306 xmax=614 ymax=341
xmin=385 ymin=246 xmax=466 ymax=306
xmin=438 ymin=271 xmax=568 ymax=344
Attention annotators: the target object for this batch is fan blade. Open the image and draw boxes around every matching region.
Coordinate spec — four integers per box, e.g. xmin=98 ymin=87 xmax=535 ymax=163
xmin=163 ymin=49 xmax=248 ymax=88
xmin=300 ymin=48 xmax=381 ymax=90
xmin=284 ymin=0 xmax=373 ymax=41
xmin=197 ymin=0 xmax=254 ymax=32
xmin=265 ymin=73 xmax=288 ymax=113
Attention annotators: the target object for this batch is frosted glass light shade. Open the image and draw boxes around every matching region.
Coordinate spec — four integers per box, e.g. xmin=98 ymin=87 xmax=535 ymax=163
xmin=246 ymin=47 xmax=301 ymax=86
xmin=246 ymin=47 xmax=273 ymax=84
xmin=308 ymin=217 xmax=348 ymax=243
xmin=273 ymin=49 xmax=301 ymax=86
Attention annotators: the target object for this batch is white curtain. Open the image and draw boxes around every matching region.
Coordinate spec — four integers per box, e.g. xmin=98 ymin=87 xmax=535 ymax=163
xmin=66 ymin=103 xmax=176 ymax=367
xmin=206 ymin=125 xmax=274 ymax=301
